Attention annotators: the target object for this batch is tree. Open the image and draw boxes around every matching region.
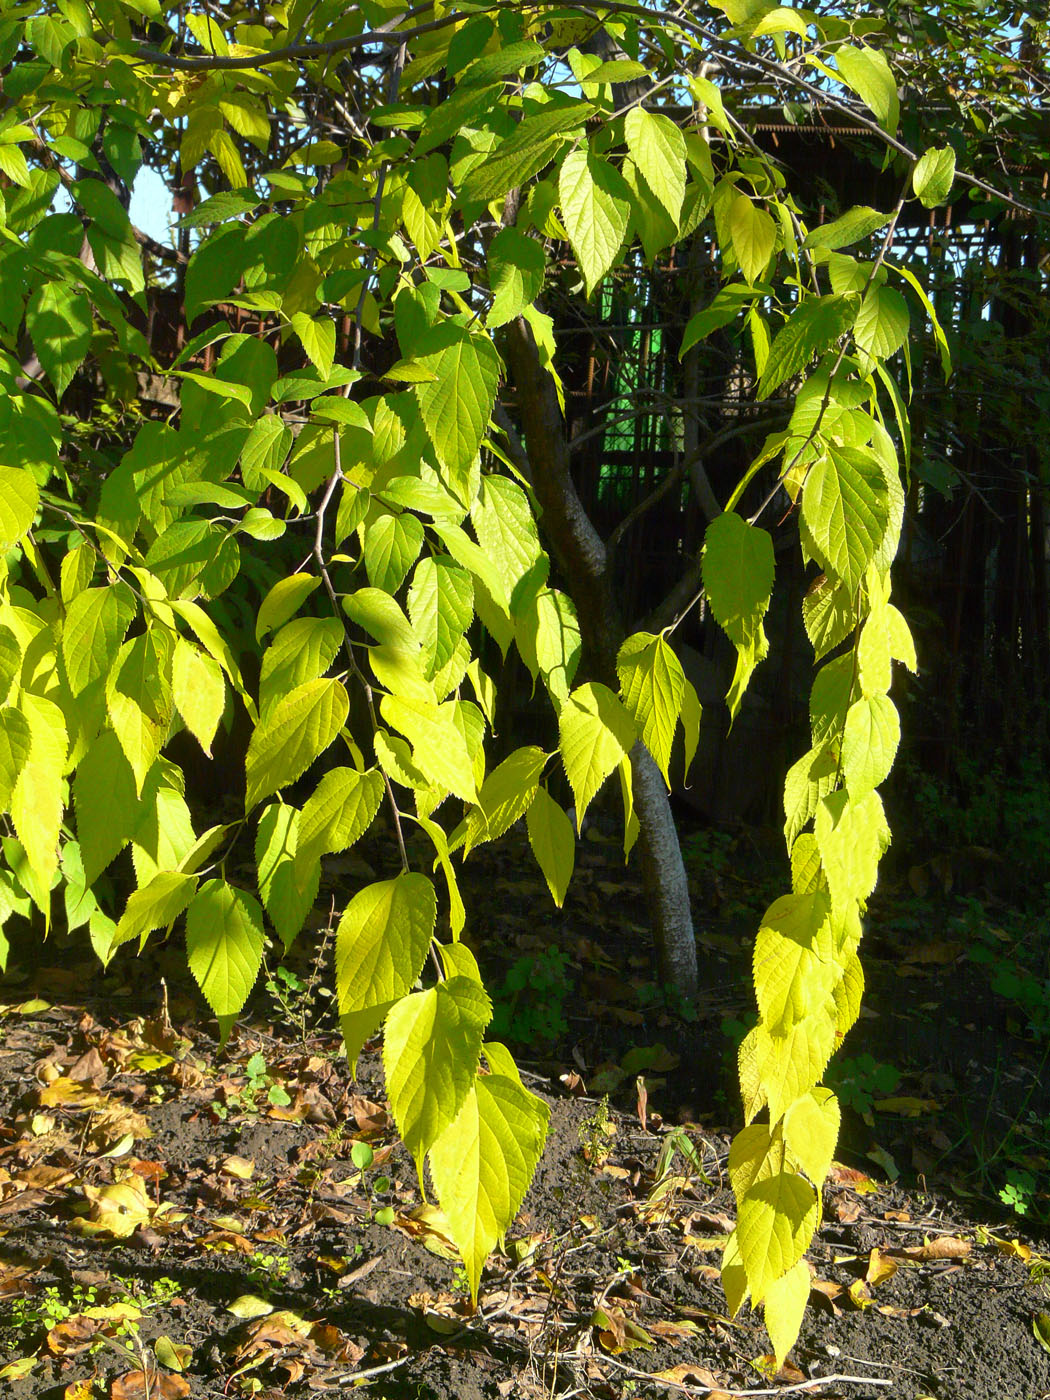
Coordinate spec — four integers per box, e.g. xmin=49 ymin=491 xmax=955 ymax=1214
xmin=1 ymin=0 xmax=1024 ymax=1363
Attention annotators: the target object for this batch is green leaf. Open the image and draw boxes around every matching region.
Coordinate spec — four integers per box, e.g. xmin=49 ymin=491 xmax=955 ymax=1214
xmin=764 ymin=1258 xmax=811 ymax=1367
xmin=255 ymin=573 xmax=321 ymax=642
xmin=525 ymin=786 xmax=575 ymax=908
xmin=802 ymin=573 xmax=857 ymax=661
xmin=259 ymin=616 xmax=343 ymax=718
xmin=728 ymin=194 xmax=776 ymax=285
xmin=487 ymin=227 xmax=546 ymax=328
xmin=384 ymin=976 xmax=492 ymax=1177
xmin=471 ymin=476 xmax=545 ymax=616
xmin=172 ymin=636 xmax=226 ymax=756
xmin=912 ymin=146 xmax=956 ymax=209
xmin=616 ymin=633 xmax=686 ymax=786
xmin=0 ymin=468 xmax=39 ymax=549
xmin=335 ymin=872 xmax=436 ymax=1069
xmin=800 ymin=444 xmax=890 ymax=593
xmin=380 ymin=694 xmax=478 ymax=802
xmin=256 ymin=803 xmax=318 ymax=952
xmin=841 ymin=694 xmax=899 ymax=800
xmin=294 ymin=766 xmax=385 ymax=885
xmin=106 ymin=629 xmax=174 ymax=795
xmin=0 ymin=626 xmax=19 ymax=706
xmin=803 ymin=206 xmax=889 ymax=251
xmin=113 ymin=871 xmax=197 ymax=953
xmin=814 ymin=788 xmax=889 ymax=912
xmin=61 ymin=585 xmax=137 ymax=697
xmin=0 ymin=705 xmax=32 ymax=812
xmin=737 ymin=1170 xmax=819 ymax=1307
xmin=516 ymin=588 xmax=581 ymax=706
xmin=753 ymin=891 xmax=836 ymax=1036
xmin=245 ymin=678 xmax=349 ymax=811
xmin=365 ymin=511 xmax=424 ymax=595
xmin=757 ymin=295 xmax=857 ymax=399
xmin=185 ymin=879 xmax=265 ymax=1034
xmin=429 ymin=1073 xmax=549 ymax=1301
xmin=461 ymin=102 xmax=594 ymax=202
xmin=624 ymin=107 xmax=685 ymax=222
xmin=783 ymin=743 xmax=837 ymax=848
xmin=834 ymin=45 xmax=899 ymax=135
xmin=559 ymin=147 xmax=631 ymax=297
xmin=558 ymin=682 xmax=637 ymax=831
xmin=462 ymin=746 xmax=547 ymax=856
xmin=702 ymin=514 xmax=775 ymax=645
xmin=73 ymin=729 xmax=142 ymax=884
xmin=290 ymin=312 xmax=336 ymax=378
xmin=26 ymin=283 xmax=92 ymax=397
xmin=414 ymin=322 xmax=500 ymax=488
xmin=854 ymin=286 xmax=909 ymax=364
xmin=407 ymin=557 xmax=474 ymax=678
xmin=782 ymin=1088 xmax=840 ymax=1189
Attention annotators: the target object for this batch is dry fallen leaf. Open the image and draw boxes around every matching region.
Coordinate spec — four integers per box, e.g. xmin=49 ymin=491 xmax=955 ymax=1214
xmin=866 ymin=1247 xmax=899 ymax=1287
xmin=894 ymin=1236 xmax=972 ymax=1262
xmin=110 ymin=1370 xmax=190 ymax=1399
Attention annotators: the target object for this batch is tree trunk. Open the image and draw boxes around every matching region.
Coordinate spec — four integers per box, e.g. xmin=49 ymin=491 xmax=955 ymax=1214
xmin=501 ymin=314 xmax=699 ymax=997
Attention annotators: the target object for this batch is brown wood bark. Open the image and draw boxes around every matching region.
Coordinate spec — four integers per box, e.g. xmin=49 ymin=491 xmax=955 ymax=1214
xmin=501 ymin=314 xmax=698 ymax=996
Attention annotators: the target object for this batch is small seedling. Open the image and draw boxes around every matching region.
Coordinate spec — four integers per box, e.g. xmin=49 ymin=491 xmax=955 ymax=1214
xmin=579 ymin=1097 xmax=616 ymax=1166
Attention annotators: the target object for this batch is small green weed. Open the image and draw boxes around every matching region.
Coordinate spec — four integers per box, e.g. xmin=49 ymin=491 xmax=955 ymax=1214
xmin=489 ymin=947 xmax=571 ymax=1047
xmin=579 ymin=1097 xmax=615 ymax=1165
xmin=350 ymin=1139 xmax=395 ymax=1225
xmin=826 ymin=1053 xmax=901 ymax=1115
xmin=212 ymin=1050 xmax=292 ymax=1120
xmin=1000 ymin=1168 xmax=1037 ymax=1217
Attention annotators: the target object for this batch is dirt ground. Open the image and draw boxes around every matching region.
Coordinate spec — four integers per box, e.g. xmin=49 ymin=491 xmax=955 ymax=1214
xmin=2 ymin=821 xmax=1050 ymax=1399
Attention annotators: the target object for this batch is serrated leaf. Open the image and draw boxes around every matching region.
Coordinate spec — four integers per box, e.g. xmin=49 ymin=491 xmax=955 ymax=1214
xmin=172 ymin=636 xmax=225 ymax=756
xmin=245 ymin=678 xmax=349 ymax=812
xmin=854 ymin=286 xmax=909 ymax=365
xmin=185 ymin=879 xmax=264 ymax=1030
xmin=384 ymin=976 xmax=492 ymax=1177
xmin=471 ymin=476 xmax=545 ymax=617
xmin=737 ymin=1170 xmax=819 ymax=1307
xmin=414 ymin=322 xmax=500 ymax=488
xmin=73 ymin=729 xmax=143 ymax=884
xmin=256 ymin=574 xmax=321 ymax=643
xmin=516 ymin=587 xmax=581 ymax=706
xmin=487 ymin=226 xmax=545 ymax=328
xmin=290 ymin=312 xmax=336 ymax=378
xmin=106 ymin=629 xmax=174 ymax=795
xmin=559 ymin=147 xmax=630 ymax=296
xmin=702 ymin=514 xmax=775 ymax=645
xmin=814 ymin=788 xmax=889 ymax=912
xmin=763 ymin=1258 xmax=811 ymax=1366
xmin=802 ymin=573 xmax=857 ymax=661
xmin=800 ymin=445 xmax=890 ymax=594
xmin=884 ymin=603 xmax=916 ymax=672
xmin=728 ymin=194 xmax=776 ymax=285
xmin=0 ymin=705 xmax=32 ymax=813
xmin=365 ymin=511 xmax=424 ymax=595
xmin=407 ymin=557 xmax=474 ymax=679
xmin=0 ymin=625 xmax=19 ymax=705
xmin=525 ymin=785 xmax=575 ymax=908
xmin=757 ymin=295 xmax=856 ymax=399
xmin=559 ymin=682 xmax=637 ymax=831
xmin=463 ymin=746 xmax=547 ymax=855
xmin=790 ymin=833 xmax=824 ymax=895
xmin=27 ymin=283 xmax=92 ymax=397
xmin=336 ymin=872 xmax=436 ymax=1070
xmin=0 ymin=467 xmax=39 ymax=549
xmin=380 ymin=694 xmax=477 ymax=802
xmin=841 ymin=694 xmax=899 ymax=800
xmin=753 ymin=891 xmax=836 ymax=1036
xmin=783 ymin=1088 xmax=840 ymax=1189
xmin=256 ymin=803 xmax=318 ymax=952
xmin=912 ymin=145 xmax=955 ymax=209
xmin=834 ymin=44 xmax=899 ymax=135
xmin=112 ymin=871 xmax=197 ymax=952
xmin=754 ymin=1012 xmax=837 ymax=1122
xmin=429 ymin=1073 xmax=549 ymax=1301
xmin=295 ymin=766 xmax=385 ymax=887
xmin=624 ymin=107 xmax=685 ymax=222
xmin=259 ymin=616 xmax=343 ymax=718
xmin=616 ymin=633 xmax=685 ymax=786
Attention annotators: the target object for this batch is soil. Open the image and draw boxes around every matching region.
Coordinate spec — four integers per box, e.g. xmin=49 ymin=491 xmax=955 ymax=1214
xmin=2 ymin=817 xmax=1050 ymax=1400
